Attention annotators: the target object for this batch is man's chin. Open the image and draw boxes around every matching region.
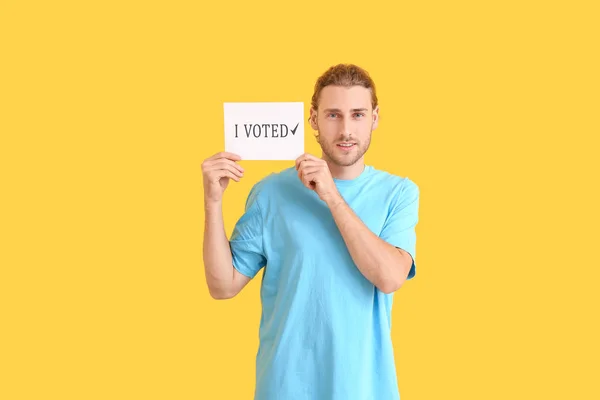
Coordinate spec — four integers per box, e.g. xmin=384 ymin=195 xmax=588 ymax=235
xmin=331 ymin=156 xmax=360 ymax=167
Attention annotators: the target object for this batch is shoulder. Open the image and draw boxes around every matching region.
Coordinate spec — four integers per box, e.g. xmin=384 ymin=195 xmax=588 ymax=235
xmin=368 ymin=166 xmax=419 ymax=198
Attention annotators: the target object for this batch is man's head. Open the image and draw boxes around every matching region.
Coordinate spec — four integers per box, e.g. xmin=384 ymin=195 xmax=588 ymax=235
xmin=309 ymin=64 xmax=379 ymax=167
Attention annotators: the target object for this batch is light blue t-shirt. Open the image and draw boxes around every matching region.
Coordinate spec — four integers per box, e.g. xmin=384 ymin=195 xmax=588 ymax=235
xmin=230 ymin=164 xmax=419 ymax=400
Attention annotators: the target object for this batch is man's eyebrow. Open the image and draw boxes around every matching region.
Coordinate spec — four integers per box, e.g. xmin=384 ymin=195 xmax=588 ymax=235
xmin=322 ymin=108 xmax=369 ymax=113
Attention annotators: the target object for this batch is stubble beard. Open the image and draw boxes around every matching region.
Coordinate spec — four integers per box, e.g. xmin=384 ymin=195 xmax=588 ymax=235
xmin=317 ymin=131 xmax=372 ymax=167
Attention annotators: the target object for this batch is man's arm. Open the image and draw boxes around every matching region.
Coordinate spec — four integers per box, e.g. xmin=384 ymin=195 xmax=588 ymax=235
xmin=295 ymin=153 xmax=415 ymax=294
xmin=201 ymin=151 xmax=251 ymax=300
xmin=326 ymin=197 xmax=413 ymax=294
xmin=203 ymin=201 xmax=251 ymax=299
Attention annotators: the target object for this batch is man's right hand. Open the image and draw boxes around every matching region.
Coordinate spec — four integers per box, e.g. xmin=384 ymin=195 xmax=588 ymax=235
xmin=201 ymin=151 xmax=244 ymax=204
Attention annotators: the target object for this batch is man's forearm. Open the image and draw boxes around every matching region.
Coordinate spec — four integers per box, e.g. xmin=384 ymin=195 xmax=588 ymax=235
xmin=203 ymin=200 xmax=235 ymax=297
xmin=325 ymin=196 xmax=412 ymax=294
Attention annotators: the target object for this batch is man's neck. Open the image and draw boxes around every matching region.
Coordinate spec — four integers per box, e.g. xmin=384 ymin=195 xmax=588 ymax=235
xmin=323 ymin=156 xmax=366 ymax=180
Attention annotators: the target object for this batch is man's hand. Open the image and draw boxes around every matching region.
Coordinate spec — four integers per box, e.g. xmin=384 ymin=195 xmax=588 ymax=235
xmin=202 ymin=152 xmax=244 ymax=204
xmin=295 ymin=153 xmax=342 ymax=205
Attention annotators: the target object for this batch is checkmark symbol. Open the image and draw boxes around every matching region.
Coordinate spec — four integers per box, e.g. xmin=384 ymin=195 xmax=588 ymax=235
xmin=290 ymin=122 xmax=299 ymax=135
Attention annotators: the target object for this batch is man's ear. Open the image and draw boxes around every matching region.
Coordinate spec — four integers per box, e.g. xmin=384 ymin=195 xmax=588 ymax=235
xmin=372 ymin=106 xmax=380 ymax=130
xmin=309 ymin=108 xmax=319 ymax=130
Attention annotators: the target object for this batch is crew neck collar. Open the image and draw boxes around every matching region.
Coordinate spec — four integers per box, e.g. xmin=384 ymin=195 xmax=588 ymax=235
xmin=332 ymin=165 xmax=373 ymax=187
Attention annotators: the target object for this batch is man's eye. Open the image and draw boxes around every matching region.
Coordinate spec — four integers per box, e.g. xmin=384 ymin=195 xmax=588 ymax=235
xmin=354 ymin=113 xmax=365 ymax=118
xmin=328 ymin=113 xmax=337 ymax=118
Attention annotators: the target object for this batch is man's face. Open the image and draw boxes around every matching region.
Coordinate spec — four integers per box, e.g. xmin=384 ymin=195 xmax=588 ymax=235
xmin=310 ymin=85 xmax=379 ymax=167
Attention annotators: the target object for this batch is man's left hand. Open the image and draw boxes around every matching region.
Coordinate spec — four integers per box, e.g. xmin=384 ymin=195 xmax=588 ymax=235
xmin=295 ymin=153 xmax=342 ymax=205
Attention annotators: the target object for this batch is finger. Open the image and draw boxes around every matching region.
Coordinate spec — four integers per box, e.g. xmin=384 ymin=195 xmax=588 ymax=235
xmin=208 ymin=163 xmax=244 ymax=178
xmin=296 ymin=159 xmax=322 ymax=173
xmin=295 ymin=154 xmax=305 ymax=170
xmin=210 ymin=160 xmax=245 ymax=174
xmin=215 ymin=170 xmax=240 ymax=183
xmin=298 ymin=167 xmax=321 ymax=179
xmin=208 ymin=151 xmax=242 ymax=162
xmin=299 ymin=170 xmax=318 ymax=189
xmin=303 ymin=176 xmax=317 ymax=190
xmin=299 ymin=170 xmax=312 ymax=189
xmin=204 ymin=159 xmax=245 ymax=173
xmin=302 ymin=153 xmax=320 ymax=161
xmin=295 ymin=153 xmax=318 ymax=170
xmin=296 ymin=160 xmax=322 ymax=171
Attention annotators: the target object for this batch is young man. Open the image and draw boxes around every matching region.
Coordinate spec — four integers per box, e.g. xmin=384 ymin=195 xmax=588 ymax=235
xmin=202 ymin=64 xmax=419 ymax=400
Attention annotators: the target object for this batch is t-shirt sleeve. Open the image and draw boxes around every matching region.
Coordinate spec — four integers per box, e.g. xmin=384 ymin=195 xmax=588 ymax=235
xmin=379 ymin=178 xmax=420 ymax=280
xmin=229 ymin=183 xmax=267 ymax=279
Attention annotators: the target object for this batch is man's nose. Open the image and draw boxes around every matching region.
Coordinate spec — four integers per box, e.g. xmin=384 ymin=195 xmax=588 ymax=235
xmin=340 ymin=116 xmax=352 ymax=136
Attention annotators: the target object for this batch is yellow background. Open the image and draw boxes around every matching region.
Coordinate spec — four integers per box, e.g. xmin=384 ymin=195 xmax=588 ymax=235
xmin=1 ymin=0 xmax=598 ymax=399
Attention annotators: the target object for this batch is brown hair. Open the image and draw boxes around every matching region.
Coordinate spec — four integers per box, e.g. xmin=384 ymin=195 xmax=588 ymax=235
xmin=310 ymin=64 xmax=378 ymax=110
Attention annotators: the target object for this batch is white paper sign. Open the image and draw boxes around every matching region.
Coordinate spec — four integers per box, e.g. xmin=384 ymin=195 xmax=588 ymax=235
xmin=224 ymin=102 xmax=305 ymax=160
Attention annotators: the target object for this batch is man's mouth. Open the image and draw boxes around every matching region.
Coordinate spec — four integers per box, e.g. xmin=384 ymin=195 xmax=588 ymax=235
xmin=337 ymin=142 xmax=356 ymax=149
